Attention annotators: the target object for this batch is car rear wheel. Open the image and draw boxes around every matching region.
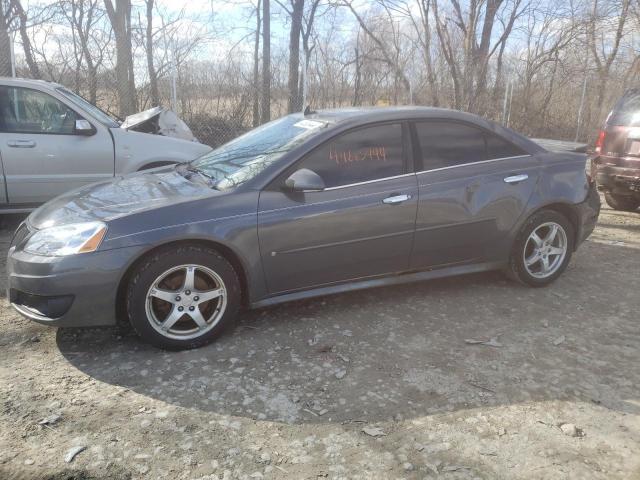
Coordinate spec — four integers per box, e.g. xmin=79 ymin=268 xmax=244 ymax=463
xmin=126 ymin=245 xmax=241 ymax=350
xmin=507 ymin=210 xmax=574 ymax=287
xmin=604 ymin=192 xmax=640 ymax=212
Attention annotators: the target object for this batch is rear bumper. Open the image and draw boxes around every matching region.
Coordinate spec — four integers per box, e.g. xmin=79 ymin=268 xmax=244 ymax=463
xmin=594 ymin=162 xmax=640 ymax=195
xmin=7 ymin=244 xmax=146 ymax=328
xmin=574 ymin=182 xmax=600 ymax=249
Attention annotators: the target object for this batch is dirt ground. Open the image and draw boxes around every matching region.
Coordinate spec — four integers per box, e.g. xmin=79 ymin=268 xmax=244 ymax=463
xmin=1 ymin=201 xmax=639 ymax=480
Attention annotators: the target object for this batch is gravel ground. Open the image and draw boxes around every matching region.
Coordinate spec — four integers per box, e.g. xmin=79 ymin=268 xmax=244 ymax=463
xmin=1 ymin=201 xmax=639 ymax=480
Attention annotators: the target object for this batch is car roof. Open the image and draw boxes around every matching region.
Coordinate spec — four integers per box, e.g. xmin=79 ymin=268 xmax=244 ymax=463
xmin=301 ymin=106 xmax=491 ymax=125
xmin=0 ymin=77 xmax=63 ymax=91
xmin=294 ymin=106 xmax=546 ymax=155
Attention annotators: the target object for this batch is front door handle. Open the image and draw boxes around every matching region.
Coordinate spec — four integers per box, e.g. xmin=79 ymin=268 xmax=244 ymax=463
xmin=7 ymin=140 xmax=36 ymax=148
xmin=504 ymin=174 xmax=528 ymax=184
xmin=383 ymin=194 xmax=411 ymax=205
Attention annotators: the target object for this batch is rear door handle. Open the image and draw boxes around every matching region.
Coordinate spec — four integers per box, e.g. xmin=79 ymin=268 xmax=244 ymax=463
xmin=383 ymin=194 xmax=411 ymax=205
xmin=504 ymin=174 xmax=528 ymax=184
xmin=7 ymin=140 xmax=36 ymax=148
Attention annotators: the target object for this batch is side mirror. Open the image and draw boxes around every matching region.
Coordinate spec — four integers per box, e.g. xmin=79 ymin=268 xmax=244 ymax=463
xmin=75 ymin=119 xmax=96 ymax=136
xmin=284 ymin=168 xmax=326 ymax=192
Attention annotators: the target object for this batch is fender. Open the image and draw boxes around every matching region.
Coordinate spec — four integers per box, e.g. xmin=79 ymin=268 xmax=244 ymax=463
xmin=102 ymin=190 xmax=268 ymax=304
xmin=514 ymin=152 xmax=590 ymax=244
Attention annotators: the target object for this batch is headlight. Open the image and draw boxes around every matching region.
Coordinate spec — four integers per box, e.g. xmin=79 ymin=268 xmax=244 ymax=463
xmin=24 ymin=222 xmax=107 ymax=256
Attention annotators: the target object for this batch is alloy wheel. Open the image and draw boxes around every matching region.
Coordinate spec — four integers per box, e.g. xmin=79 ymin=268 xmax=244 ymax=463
xmin=145 ymin=264 xmax=227 ymax=340
xmin=522 ymin=222 xmax=568 ymax=279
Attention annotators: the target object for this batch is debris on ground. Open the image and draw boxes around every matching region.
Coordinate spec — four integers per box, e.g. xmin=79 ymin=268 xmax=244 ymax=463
xmin=17 ymin=336 xmax=40 ymax=346
xmin=362 ymin=427 xmax=386 ymax=437
xmin=552 ymin=335 xmax=566 ymax=346
xmin=464 ymin=335 xmax=503 ymax=347
xmin=559 ymin=423 xmax=585 ymax=437
xmin=64 ymin=446 xmax=87 ymax=463
xmin=37 ymin=414 xmax=61 ymax=426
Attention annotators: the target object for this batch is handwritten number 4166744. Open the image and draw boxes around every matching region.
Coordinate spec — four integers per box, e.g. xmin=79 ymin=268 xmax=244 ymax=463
xmin=330 ymin=146 xmax=387 ymax=165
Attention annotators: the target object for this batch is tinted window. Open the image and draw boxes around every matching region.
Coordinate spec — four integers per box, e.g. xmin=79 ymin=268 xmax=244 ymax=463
xmin=485 ymin=132 xmax=526 ymax=159
xmin=608 ymin=89 xmax=640 ymax=126
xmin=297 ymin=123 xmax=405 ymax=188
xmin=415 ymin=121 xmax=486 ymax=170
xmin=0 ymin=86 xmax=77 ymax=134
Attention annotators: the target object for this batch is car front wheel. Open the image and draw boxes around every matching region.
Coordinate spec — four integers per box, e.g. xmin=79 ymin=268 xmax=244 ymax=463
xmin=507 ymin=210 xmax=574 ymax=287
xmin=604 ymin=192 xmax=640 ymax=212
xmin=126 ymin=245 xmax=241 ymax=350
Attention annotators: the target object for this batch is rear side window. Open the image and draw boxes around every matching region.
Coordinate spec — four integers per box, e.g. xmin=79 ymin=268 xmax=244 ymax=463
xmin=608 ymin=89 xmax=640 ymax=126
xmin=414 ymin=121 xmax=486 ymax=170
xmin=415 ymin=121 xmax=526 ymax=170
xmin=297 ymin=123 xmax=405 ymax=188
xmin=485 ymin=132 xmax=526 ymax=159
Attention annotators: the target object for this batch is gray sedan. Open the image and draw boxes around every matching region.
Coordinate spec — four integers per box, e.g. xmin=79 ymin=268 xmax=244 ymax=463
xmin=7 ymin=107 xmax=600 ymax=350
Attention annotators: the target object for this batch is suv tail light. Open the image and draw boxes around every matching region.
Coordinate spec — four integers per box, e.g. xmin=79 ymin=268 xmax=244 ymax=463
xmin=594 ymin=130 xmax=606 ymax=154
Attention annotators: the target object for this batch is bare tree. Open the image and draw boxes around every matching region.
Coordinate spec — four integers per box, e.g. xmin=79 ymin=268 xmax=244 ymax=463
xmin=253 ymin=0 xmax=261 ymax=126
xmin=104 ymin=0 xmax=136 ymax=116
xmin=342 ymin=0 xmax=412 ymax=102
xmin=11 ymin=0 xmax=40 ymax=78
xmin=589 ymin=0 xmax=631 ymax=119
xmin=0 ymin=1 xmax=12 ymax=77
xmin=144 ymin=0 xmax=159 ymax=106
xmin=261 ymin=0 xmax=271 ymax=123
xmin=282 ymin=0 xmax=304 ymax=113
xmin=61 ymin=0 xmax=107 ymax=103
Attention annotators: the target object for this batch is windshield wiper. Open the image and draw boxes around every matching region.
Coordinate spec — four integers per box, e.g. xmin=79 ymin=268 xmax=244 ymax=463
xmin=187 ymin=166 xmax=219 ymax=188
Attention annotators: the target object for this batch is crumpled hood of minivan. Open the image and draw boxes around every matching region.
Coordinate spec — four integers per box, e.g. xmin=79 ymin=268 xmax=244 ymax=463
xmin=28 ymin=167 xmax=216 ymax=229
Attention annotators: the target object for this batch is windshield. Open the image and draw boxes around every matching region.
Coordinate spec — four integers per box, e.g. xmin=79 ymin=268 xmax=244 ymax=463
xmin=56 ymin=87 xmax=120 ymax=127
xmin=190 ymin=115 xmax=329 ymax=190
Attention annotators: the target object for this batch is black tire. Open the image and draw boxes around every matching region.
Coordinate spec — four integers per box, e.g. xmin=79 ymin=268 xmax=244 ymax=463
xmin=507 ymin=209 xmax=575 ymax=287
xmin=126 ymin=245 xmax=241 ymax=350
xmin=604 ymin=192 xmax=640 ymax=212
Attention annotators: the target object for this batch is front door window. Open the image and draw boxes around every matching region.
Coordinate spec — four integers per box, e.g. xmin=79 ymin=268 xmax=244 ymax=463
xmin=0 ymin=86 xmax=77 ymax=135
xmin=296 ymin=123 xmax=406 ymax=187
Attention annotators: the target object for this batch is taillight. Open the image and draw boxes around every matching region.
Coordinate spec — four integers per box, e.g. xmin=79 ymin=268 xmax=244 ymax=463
xmin=594 ymin=130 xmax=606 ymax=154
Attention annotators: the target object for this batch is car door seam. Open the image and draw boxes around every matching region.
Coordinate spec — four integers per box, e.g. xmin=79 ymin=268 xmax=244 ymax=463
xmin=273 ymin=228 xmax=416 ymax=255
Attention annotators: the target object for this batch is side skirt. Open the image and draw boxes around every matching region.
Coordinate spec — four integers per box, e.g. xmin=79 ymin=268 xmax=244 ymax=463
xmin=250 ymin=261 xmax=505 ymax=309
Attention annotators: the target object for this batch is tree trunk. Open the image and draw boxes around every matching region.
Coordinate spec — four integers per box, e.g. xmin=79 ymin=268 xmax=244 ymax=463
xmin=0 ymin=3 xmax=12 ymax=77
xmin=418 ymin=0 xmax=438 ymax=106
xmin=145 ymin=0 xmax=159 ymax=106
xmin=353 ymin=44 xmax=361 ymax=106
xmin=261 ymin=0 xmax=271 ymax=123
xmin=287 ymin=0 xmax=304 ymax=113
xmin=11 ymin=0 xmax=40 ymax=78
xmin=104 ymin=0 xmax=137 ymax=117
xmin=252 ymin=0 xmax=261 ymax=127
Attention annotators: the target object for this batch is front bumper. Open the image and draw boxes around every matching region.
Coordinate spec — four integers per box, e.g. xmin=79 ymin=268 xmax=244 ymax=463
xmin=574 ymin=181 xmax=601 ymax=248
xmin=7 ymin=242 xmax=146 ymax=328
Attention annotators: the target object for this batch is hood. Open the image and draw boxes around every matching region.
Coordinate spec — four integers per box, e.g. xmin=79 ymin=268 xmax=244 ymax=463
xmin=120 ymin=107 xmax=198 ymax=142
xmin=28 ymin=167 xmax=216 ymax=229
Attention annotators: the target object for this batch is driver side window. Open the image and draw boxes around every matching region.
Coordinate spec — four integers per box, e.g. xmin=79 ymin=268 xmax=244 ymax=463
xmin=296 ymin=123 xmax=405 ymax=188
xmin=0 ymin=86 xmax=77 ymax=134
